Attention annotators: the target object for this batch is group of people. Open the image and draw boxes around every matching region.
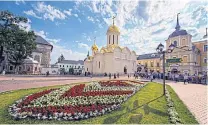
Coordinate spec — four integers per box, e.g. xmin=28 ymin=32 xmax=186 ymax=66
xmin=139 ymin=72 xmax=207 ymax=85
xmin=108 ymin=73 xmax=120 ymax=79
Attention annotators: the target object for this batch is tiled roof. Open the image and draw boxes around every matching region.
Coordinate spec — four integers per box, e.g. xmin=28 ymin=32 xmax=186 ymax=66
xmin=58 ymin=60 xmax=84 ymax=65
xmin=35 ymin=35 xmax=52 ymax=46
xmin=168 ymin=29 xmax=188 ymax=39
xmin=137 ymin=53 xmax=160 ymax=60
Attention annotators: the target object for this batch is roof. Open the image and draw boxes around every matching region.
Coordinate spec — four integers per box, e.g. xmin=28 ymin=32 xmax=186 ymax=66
xmin=168 ymin=13 xmax=188 ymax=39
xmin=35 ymin=35 xmax=53 ymax=50
xmin=137 ymin=53 xmax=160 ymax=60
xmin=168 ymin=29 xmax=188 ymax=39
xmin=58 ymin=60 xmax=84 ymax=65
xmin=24 ymin=57 xmax=39 ymax=64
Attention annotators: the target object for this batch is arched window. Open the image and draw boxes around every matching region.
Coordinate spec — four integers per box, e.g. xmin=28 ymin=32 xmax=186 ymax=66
xmin=113 ymin=35 xmax=114 ymax=44
xmin=109 ymin=35 xmax=110 ymax=44
xmin=174 ymin=41 xmax=177 ymax=47
xmin=99 ymin=61 xmax=100 ymax=69
xmin=34 ymin=55 xmax=40 ymax=62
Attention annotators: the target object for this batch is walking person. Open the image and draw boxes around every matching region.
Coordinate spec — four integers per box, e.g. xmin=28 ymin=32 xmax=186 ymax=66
xmin=109 ymin=73 xmax=111 ymax=79
xmin=184 ymin=74 xmax=188 ymax=85
xmin=175 ymin=73 xmax=179 ymax=83
xmin=114 ymin=73 xmax=116 ymax=79
xmin=150 ymin=74 xmax=154 ymax=82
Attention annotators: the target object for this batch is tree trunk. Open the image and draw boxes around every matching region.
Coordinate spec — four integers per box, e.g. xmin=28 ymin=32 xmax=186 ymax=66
xmin=0 ymin=46 xmax=4 ymax=63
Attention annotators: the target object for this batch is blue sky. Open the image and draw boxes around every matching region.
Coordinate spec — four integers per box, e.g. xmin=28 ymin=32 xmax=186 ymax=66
xmin=0 ymin=0 xmax=207 ymax=63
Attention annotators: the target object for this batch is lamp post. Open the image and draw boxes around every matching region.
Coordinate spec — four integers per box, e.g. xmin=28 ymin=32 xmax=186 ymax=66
xmin=156 ymin=43 xmax=174 ymax=95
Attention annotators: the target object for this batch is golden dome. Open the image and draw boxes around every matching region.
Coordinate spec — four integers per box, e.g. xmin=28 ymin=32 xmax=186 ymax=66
xmin=107 ymin=25 xmax=120 ymax=33
xmin=91 ymin=44 xmax=98 ymax=51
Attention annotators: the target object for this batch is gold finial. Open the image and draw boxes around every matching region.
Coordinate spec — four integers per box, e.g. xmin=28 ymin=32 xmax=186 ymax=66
xmin=112 ymin=16 xmax=116 ymax=25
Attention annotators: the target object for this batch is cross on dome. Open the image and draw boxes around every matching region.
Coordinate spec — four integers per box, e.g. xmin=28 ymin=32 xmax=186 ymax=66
xmin=112 ymin=16 xmax=116 ymax=25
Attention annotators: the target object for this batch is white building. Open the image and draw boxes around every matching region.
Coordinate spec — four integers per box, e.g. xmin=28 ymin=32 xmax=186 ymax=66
xmin=57 ymin=60 xmax=84 ymax=74
xmin=84 ymin=19 xmax=137 ymax=75
xmin=0 ymin=35 xmax=53 ymax=74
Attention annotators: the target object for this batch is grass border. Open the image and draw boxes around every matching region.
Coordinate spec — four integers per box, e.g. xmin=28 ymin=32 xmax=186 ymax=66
xmin=166 ymin=85 xmax=199 ymax=124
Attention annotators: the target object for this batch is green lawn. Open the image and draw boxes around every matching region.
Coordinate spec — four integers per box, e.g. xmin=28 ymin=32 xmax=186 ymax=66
xmin=0 ymin=82 xmax=197 ymax=124
xmin=166 ymin=85 xmax=198 ymax=124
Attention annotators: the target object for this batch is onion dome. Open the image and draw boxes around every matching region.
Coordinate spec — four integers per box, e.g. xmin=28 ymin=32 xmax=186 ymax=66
xmin=91 ymin=38 xmax=98 ymax=51
xmin=91 ymin=44 xmax=98 ymax=51
xmin=107 ymin=25 xmax=120 ymax=33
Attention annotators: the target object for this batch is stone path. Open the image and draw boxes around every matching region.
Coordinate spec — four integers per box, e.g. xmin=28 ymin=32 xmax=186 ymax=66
xmin=0 ymin=76 xmax=129 ymax=93
xmin=153 ymin=79 xmax=208 ymax=124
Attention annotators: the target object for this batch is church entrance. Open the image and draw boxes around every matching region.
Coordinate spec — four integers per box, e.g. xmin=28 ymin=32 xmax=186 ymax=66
xmin=124 ymin=66 xmax=127 ymax=74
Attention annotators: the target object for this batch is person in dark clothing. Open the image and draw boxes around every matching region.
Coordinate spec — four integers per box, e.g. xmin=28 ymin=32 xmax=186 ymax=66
xmin=114 ymin=74 xmax=116 ymax=79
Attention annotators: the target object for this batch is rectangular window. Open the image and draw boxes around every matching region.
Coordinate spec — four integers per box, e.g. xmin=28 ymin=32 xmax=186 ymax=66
xmin=113 ymin=35 xmax=114 ymax=44
xmin=157 ymin=62 xmax=160 ymax=67
xmin=151 ymin=62 xmax=154 ymax=67
xmin=67 ymin=65 xmax=68 ymax=67
xmin=35 ymin=67 xmax=37 ymax=71
xmin=204 ymin=45 xmax=207 ymax=52
xmin=63 ymin=65 xmax=64 ymax=67
xmin=117 ymin=35 xmax=118 ymax=44
xmin=60 ymin=65 xmax=61 ymax=67
xmin=145 ymin=62 xmax=148 ymax=67
xmin=99 ymin=62 xmax=100 ymax=68
xmin=19 ymin=66 xmax=21 ymax=71
xmin=183 ymin=56 xmax=188 ymax=63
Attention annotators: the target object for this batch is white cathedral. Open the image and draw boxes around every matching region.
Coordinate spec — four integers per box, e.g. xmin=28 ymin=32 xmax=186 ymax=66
xmin=84 ymin=18 xmax=137 ymax=75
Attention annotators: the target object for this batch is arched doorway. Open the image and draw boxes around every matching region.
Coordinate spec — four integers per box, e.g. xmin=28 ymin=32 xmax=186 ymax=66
xmin=171 ymin=68 xmax=178 ymax=73
xmin=124 ymin=66 xmax=127 ymax=74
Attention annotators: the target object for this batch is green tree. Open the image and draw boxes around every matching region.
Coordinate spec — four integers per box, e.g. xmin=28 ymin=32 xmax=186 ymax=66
xmin=6 ymin=29 xmax=36 ymax=73
xmin=0 ymin=10 xmax=28 ymax=63
xmin=69 ymin=68 xmax=74 ymax=74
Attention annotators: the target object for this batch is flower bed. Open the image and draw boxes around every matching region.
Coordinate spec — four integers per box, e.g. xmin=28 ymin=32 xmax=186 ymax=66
xmin=9 ymin=80 xmax=147 ymax=121
xmin=99 ymin=80 xmax=134 ymax=87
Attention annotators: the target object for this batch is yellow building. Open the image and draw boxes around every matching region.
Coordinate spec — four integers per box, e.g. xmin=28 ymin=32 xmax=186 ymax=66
xmin=137 ymin=53 xmax=162 ymax=72
xmin=137 ymin=14 xmax=207 ymax=75
xmin=165 ymin=14 xmax=207 ymax=75
xmin=193 ymin=39 xmax=207 ymax=74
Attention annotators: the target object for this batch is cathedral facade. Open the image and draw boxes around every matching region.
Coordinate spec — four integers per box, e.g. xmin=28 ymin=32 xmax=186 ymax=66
xmin=84 ymin=20 xmax=137 ymax=75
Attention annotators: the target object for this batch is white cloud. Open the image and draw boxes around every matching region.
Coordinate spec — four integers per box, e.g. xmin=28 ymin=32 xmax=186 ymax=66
xmin=74 ymin=14 xmax=78 ymax=17
xmin=78 ymin=42 xmax=90 ymax=50
xmin=50 ymin=43 xmax=86 ymax=64
xmin=87 ymin=16 xmax=94 ymax=23
xmin=63 ymin=9 xmax=72 ymax=16
xmin=23 ymin=10 xmax=42 ymax=19
xmin=15 ymin=0 xmax=25 ymax=5
xmin=18 ymin=19 xmax=32 ymax=32
xmin=35 ymin=2 xmax=66 ymax=21
xmin=87 ymin=37 xmax=92 ymax=42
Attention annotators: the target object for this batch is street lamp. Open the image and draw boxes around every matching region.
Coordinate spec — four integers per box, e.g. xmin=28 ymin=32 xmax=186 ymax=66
xmin=156 ymin=43 xmax=174 ymax=95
